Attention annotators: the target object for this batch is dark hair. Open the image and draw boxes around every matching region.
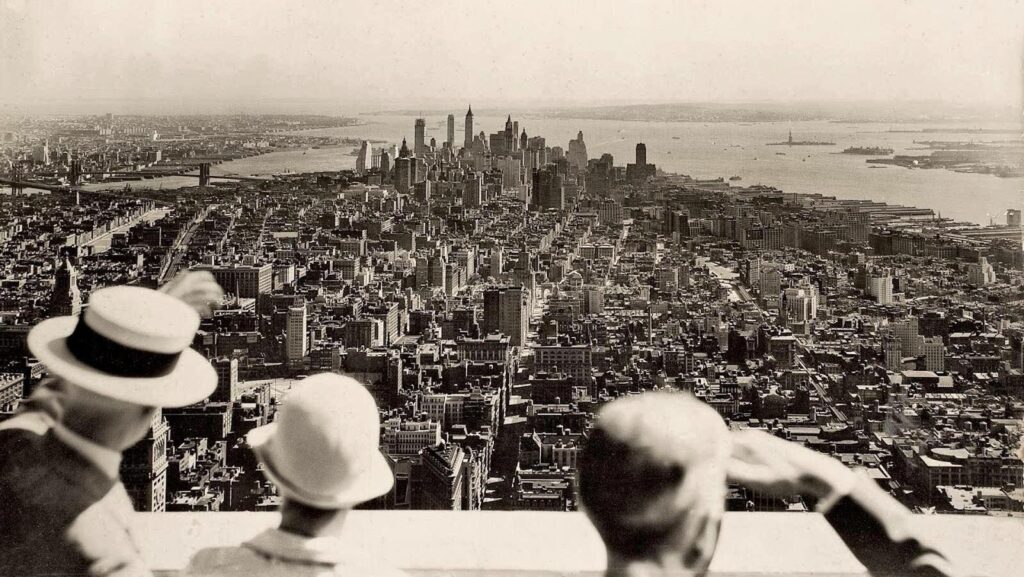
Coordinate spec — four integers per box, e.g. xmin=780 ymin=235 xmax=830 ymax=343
xmin=578 ymin=426 xmax=687 ymax=558
xmin=279 ymin=498 xmax=345 ymax=537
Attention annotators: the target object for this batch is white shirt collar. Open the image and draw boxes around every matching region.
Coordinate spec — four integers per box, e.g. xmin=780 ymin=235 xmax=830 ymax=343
xmin=51 ymin=420 xmax=123 ymax=479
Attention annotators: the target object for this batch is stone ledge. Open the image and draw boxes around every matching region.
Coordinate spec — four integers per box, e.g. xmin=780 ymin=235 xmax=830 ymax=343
xmin=133 ymin=511 xmax=1024 ymax=576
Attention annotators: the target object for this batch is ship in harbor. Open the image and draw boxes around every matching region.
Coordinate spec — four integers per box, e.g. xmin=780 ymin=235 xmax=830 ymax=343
xmin=767 ymin=130 xmax=835 ymax=146
xmin=841 ymin=146 xmax=894 ymax=155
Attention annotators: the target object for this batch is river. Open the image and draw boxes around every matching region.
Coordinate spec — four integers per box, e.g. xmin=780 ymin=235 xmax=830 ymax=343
xmin=75 ymin=145 xmax=357 ymax=193
xmin=80 ymin=115 xmax=1023 ymax=226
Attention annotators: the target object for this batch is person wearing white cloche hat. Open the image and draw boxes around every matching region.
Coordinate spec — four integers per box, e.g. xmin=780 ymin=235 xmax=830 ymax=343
xmin=184 ymin=373 xmax=403 ymax=577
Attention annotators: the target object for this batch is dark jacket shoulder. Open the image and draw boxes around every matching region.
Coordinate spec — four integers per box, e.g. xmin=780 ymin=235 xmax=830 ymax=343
xmin=0 ymin=427 xmax=118 ymax=575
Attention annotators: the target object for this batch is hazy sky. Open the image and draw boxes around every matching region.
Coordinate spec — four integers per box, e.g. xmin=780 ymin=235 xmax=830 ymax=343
xmin=2 ymin=0 xmax=1022 ymax=114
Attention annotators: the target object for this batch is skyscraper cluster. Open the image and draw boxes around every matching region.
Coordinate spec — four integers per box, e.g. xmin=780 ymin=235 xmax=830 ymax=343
xmin=357 ymin=106 xmax=590 ymax=211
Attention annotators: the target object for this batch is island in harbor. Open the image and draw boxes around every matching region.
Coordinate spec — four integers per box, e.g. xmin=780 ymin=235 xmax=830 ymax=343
xmin=767 ymin=130 xmax=835 ymax=146
xmin=841 ymin=146 xmax=894 ymax=155
xmin=866 ymin=151 xmax=1024 ymax=178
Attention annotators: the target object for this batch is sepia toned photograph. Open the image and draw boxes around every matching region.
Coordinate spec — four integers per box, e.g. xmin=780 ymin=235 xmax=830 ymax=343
xmin=0 ymin=1 xmax=1023 ymax=575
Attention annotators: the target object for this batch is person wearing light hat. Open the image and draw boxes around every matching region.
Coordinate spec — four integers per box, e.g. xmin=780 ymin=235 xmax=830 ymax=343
xmin=0 ymin=272 xmax=223 ymax=577
xmin=184 ymin=373 xmax=403 ymax=577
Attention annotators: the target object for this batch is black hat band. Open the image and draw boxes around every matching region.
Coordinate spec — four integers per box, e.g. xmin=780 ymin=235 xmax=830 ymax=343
xmin=65 ymin=317 xmax=182 ymax=378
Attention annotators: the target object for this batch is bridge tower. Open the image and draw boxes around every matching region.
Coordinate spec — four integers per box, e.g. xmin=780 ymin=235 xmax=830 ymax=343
xmin=198 ymin=163 xmax=211 ymax=187
xmin=69 ymin=160 xmax=82 ymax=186
xmin=9 ymin=163 xmax=24 ymax=195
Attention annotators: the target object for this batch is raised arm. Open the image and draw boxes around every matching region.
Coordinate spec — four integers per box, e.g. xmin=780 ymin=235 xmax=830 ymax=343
xmin=159 ymin=271 xmax=224 ymax=317
xmin=727 ymin=429 xmax=956 ymax=577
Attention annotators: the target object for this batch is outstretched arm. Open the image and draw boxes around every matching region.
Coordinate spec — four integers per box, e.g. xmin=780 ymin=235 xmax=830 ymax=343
xmin=727 ymin=429 xmax=956 ymax=577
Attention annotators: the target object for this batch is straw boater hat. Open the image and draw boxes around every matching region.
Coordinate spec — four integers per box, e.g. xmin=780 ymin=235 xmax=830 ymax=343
xmin=28 ymin=285 xmax=216 ymax=408
xmin=247 ymin=374 xmax=394 ymax=509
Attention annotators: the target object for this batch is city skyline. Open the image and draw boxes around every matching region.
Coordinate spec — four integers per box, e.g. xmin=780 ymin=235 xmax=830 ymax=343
xmin=1 ymin=2 xmax=1023 ymax=574
xmin=2 ymin=0 xmax=1023 ymax=114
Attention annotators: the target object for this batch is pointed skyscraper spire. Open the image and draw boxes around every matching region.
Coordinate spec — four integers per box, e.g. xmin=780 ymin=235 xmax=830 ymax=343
xmin=464 ymin=106 xmax=474 ymax=150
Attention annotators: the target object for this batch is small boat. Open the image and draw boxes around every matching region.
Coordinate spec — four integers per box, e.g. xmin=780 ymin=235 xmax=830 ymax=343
xmin=672 ymin=136 xmax=681 ymax=140
xmin=729 ymin=176 xmax=741 ymax=181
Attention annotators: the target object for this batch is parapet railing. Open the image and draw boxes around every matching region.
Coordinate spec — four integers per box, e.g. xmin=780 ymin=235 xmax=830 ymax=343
xmin=135 ymin=510 xmax=1024 ymax=576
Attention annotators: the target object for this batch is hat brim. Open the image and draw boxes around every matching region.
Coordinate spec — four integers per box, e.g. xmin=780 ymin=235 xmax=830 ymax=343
xmin=28 ymin=316 xmax=216 ymax=408
xmin=248 ymin=423 xmax=395 ymax=509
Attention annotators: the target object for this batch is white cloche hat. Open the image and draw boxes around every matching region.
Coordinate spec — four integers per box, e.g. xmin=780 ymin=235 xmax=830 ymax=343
xmin=28 ymin=285 xmax=216 ymax=407
xmin=247 ymin=373 xmax=394 ymax=509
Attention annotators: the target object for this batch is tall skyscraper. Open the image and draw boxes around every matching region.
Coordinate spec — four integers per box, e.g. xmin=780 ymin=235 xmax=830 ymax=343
xmin=394 ymin=139 xmax=413 ymax=193
xmin=415 ymin=254 xmax=447 ymax=289
xmin=891 ymin=317 xmax=921 ymax=357
xmin=356 ymin=141 xmax=371 ymax=175
xmin=567 ymin=131 xmax=588 ymax=172
xmin=883 ymin=336 xmax=903 ymax=371
xmin=869 ymin=275 xmax=892 ymax=303
xmin=531 ymin=165 xmax=564 ymax=210
xmin=286 ymin=305 xmax=308 ymax=365
xmin=463 ymin=171 xmax=484 ymax=208
xmin=211 ymin=357 xmax=240 ymax=403
xmin=49 ymin=257 xmax=81 ymax=316
xmin=503 ymin=116 xmax=515 ymax=156
xmin=921 ymin=337 xmax=946 ymax=372
xmin=490 ymin=246 xmax=504 ymax=278
xmin=120 ymin=410 xmax=170 ymax=512
xmin=414 ymin=118 xmax=426 ymax=155
xmin=447 ymin=114 xmax=455 ymax=147
xmin=627 ymin=142 xmax=656 ymax=182
xmin=482 ymin=286 xmax=529 ymax=346
xmin=464 ymin=105 xmax=474 ymax=149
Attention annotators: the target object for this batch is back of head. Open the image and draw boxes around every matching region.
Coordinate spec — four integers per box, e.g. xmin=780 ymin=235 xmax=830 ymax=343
xmin=579 ymin=392 xmax=730 ymax=564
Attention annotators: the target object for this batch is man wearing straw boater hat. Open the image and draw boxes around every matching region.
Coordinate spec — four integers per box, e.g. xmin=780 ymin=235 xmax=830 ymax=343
xmin=0 ymin=272 xmax=223 ymax=576
xmin=185 ymin=373 xmax=403 ymax=577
